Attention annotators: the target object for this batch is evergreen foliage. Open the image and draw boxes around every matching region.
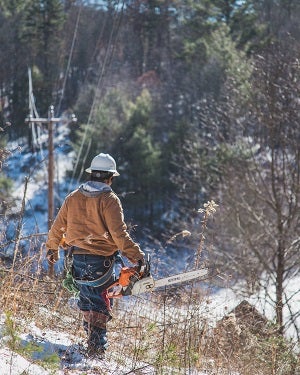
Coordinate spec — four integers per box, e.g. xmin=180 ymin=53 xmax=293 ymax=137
xmin=21 ymin=0 xmax=66 ymax=115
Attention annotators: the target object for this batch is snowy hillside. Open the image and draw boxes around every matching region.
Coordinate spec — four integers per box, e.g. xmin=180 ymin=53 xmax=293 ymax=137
xmin=4 ymin=122 xmax=74 ymax=233
xmin=1 ymin=123 xmax=299 ymax=374
xmin=1 ymin=281 xmax=298 ymax=374
xmin=5 ymin=122 xmax=300 ymax=338
xmin=0 ymin=290 xmax=245 ymax=375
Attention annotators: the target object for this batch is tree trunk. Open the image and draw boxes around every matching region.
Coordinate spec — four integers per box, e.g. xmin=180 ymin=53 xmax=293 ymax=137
xmin=275 ymin=244 xmax=284 ymax=334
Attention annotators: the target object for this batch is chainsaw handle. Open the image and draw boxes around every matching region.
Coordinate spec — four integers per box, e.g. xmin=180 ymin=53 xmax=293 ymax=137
xmin=138 ymin=254 xmax=151 ymax=277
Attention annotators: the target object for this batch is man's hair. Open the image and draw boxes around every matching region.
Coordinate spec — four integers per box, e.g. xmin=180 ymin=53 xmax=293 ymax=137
xmin=90 ymin=170 xmax=114 ymax=182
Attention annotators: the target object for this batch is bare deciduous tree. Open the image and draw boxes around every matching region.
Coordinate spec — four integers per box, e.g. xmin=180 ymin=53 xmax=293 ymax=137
xmin=216 ymin=38 xmax=300 ymax=338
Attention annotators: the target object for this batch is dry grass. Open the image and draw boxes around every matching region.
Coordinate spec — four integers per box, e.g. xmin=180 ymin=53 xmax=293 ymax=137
xmin=0 ymin=250 xmax=299 ymax=375
xmin=0 ymin=200 xmax=299 ymax=374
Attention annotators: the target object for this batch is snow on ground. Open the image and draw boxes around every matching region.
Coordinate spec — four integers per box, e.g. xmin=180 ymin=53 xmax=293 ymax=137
xmin=0 ymin=287 xmax=245 ymax=375
xmin=5 ymin=123 xmax=74 ymax=219
xmin=248 ymin=274 xmax=300 ymax=342
xmin=0 ymin=347 xmax=50 ymax=375
xmin=0 ymin=311 xmax=212 ymax=375
xmin=2 ymin=122 xmax=75 ymax=258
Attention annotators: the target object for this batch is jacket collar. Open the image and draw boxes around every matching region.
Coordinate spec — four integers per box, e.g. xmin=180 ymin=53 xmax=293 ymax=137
xmin=80 ymin=181 xmax=112 ymax=193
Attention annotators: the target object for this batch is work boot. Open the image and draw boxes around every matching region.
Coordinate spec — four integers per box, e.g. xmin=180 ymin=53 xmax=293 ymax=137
xmin=86 ymin=326 xmax=108 ymax=359
xmin=82 ymin=310 xmax=109 ymax=359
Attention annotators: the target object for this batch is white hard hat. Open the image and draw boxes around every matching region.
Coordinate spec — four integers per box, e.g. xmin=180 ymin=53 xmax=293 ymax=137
xmin=85 ymin=153 xmax=120 ymax=176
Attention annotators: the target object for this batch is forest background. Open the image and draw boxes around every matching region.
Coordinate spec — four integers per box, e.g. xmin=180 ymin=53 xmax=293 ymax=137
xmin=0 ymin=0 xmax=300 ymax=347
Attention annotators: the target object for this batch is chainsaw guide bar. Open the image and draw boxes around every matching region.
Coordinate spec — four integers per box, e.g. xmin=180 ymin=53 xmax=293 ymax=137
xmin=107 ymin=265 xmax=209 ymax=298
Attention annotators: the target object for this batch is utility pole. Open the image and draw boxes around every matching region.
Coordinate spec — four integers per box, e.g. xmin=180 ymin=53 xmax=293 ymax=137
xmin=47 ymin=105 xmax=55 ymax=230
xmin=26 ymin=105 xmax=77 ymax=230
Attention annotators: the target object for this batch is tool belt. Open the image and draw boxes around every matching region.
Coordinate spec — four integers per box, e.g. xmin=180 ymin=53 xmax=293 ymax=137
xmin=63 ymin=247 xmax=124 ymax=289
xmin=73 ymin=257 xmax=115 ymax=288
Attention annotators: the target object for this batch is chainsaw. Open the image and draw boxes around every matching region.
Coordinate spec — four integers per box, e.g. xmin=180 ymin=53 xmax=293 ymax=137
xmin=107 ymin=255 xmax=209 ymax=298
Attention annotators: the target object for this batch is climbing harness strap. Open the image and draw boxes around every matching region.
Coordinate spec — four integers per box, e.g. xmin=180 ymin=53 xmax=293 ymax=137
xmin=62 ymin=248 xmax=124 ymax=292
xmin=73 ymin=257 xmax=115 ymax=287
xmin=71 ymin=249 xmax=124 ymax=288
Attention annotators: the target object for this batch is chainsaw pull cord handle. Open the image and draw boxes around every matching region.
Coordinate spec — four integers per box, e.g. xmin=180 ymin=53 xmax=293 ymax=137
xmin=137 ymin=259 xmax=143 ymax=273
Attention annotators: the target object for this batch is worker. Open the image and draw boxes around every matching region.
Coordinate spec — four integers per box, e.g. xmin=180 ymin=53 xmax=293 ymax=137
xmin=45 ymin=153 xmax=145 ymax=358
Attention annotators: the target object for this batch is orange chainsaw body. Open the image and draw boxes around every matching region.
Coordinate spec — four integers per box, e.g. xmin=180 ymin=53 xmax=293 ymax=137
xmin=107 ymin=255 xmax=153 ymax=298
xmin=107 ymin=265 xmax=142 ymax=298
xmin=117 ymin=266 xmax=140 ymax=287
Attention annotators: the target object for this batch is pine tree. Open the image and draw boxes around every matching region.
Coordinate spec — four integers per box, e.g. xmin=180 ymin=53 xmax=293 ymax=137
xmin=21 ymin=0 xmax=66 ymax=116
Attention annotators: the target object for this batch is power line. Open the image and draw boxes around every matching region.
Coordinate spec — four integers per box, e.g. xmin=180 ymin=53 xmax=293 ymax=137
xmin=56 ymin=2 xmax=83 ymax=116
xmin=69 ymin=0 xmax=125 ymax=190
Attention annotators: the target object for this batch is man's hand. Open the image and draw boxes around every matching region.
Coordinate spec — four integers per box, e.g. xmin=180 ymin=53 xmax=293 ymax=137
xmin=46 ymin=249 xmax=59 ymax=264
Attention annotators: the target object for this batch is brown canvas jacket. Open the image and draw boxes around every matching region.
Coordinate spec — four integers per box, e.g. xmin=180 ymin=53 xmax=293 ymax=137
xmin=45 ymin=182 xmax=144 ymax=263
